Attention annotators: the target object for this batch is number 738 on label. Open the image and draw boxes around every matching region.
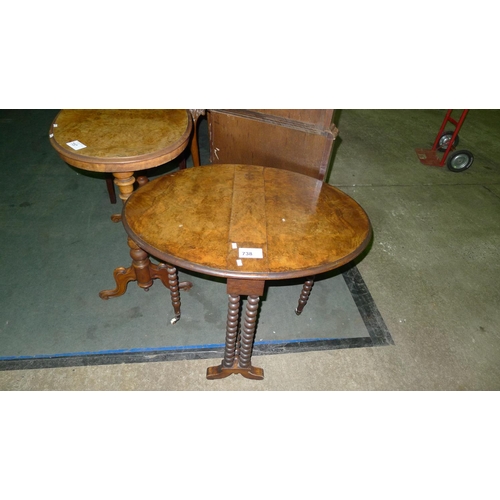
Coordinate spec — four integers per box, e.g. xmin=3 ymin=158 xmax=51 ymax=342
xmin=238 ymin=248 xmax=263 ymax=259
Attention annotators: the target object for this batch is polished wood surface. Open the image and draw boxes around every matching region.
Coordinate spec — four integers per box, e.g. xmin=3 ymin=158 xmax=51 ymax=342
xmin=49 ymin=110 xmax=194 ymax=302
xmin=49 ymin=109 xmax=192 ymax=173
xmin=123 ymin=164 xmax=371 ymax=379
xmin=208 ymin=109 xmax=339 ymax=315
xmin=123 ymin=164 xmax=371 ymax=380
xmin=123 ymin=164 xmax=371 ymax=280
xmin=99 ymin=176 xmax=193 ymax=309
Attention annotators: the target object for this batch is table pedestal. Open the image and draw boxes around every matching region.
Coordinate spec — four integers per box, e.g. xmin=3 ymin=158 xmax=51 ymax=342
xmin=99 ymin=238 xmax=192 ymax=322
xmin=107 ymin=171 xmax=141 ymax=222
xmin=207 ymin=279 xmax=265 ymax=380
xmin=100 ymin=175 xmax=192 ymax=321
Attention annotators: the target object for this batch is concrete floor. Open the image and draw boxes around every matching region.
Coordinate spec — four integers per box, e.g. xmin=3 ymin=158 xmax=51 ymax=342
xmin=1 ymin=109 xmax=500 ymax=390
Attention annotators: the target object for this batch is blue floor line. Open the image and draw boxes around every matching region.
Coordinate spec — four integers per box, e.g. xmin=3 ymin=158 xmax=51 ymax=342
xmin=0 ymin=337 xmax=336 ymax=361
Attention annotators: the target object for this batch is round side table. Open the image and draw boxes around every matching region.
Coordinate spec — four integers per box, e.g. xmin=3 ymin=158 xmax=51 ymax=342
xmin=50 ymin=109 xmax=193 ymax=204
xmin=49 ymin=109 xmax=194 ymax=300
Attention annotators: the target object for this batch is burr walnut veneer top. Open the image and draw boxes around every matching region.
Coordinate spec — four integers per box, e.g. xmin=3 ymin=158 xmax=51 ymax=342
xmin=49 ymin=109 xmax=192 ymax=172
xmin=123 ymin=164 xmax=372 ymax=280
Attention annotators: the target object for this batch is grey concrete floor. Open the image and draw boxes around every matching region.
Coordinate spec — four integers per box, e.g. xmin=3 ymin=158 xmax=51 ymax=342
xmin=1 ymin=109 xmax=500 ymax=391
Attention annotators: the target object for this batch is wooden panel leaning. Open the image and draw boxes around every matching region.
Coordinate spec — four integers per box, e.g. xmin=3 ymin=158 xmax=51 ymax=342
xmin=207 ymin=109 xmax=338 ymax=181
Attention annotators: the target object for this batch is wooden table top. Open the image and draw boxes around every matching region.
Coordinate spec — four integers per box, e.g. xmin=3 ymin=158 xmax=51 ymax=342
xmin=123 ymin=164 xmax=372 ymax=280
xmin=49 ymin=109 xmax=192 ymax=173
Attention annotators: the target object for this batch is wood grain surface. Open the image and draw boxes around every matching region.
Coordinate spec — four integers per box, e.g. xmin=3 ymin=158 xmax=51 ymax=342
xmin=208 ymin=110 xmax=336 ymax=181
xmin=49 ymin=109 xmax=192 ymax=172
xmin=123 ymin=164 xmax=372 ymax=280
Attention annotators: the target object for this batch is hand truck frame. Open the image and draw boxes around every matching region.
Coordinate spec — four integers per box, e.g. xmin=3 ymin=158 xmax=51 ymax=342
xmin=415 ymin=110 xmax=474 ymax=172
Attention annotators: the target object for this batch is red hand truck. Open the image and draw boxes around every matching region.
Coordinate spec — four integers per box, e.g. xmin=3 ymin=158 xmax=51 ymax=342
xmin=415 ymin=110 xmax=474 ymax=172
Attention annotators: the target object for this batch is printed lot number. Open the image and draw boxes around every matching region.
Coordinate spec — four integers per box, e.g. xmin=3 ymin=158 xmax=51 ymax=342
xmin=238 ymin=248 xmax=263 ymax=259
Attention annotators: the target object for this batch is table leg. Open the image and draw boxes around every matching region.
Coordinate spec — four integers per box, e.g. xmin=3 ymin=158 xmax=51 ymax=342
xmin=188 ymin=109 xmax=204 ymax=167
xmin=166 ymin=264 xmax=183 ymax=324
xmin=295 ymin=277 xmax=315 ymax=315
xmin=207 ymin=287 xmax=264 ymax=380
xmin=99 ymin=238 xmax=192 ymax=321
xmin=105 ymin=174 xmax=117 ymax=204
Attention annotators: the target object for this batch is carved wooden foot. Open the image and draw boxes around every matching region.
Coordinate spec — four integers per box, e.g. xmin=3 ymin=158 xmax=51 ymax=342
xmin=99 ymin=239 xmax=192 ymax=322
xmin=99 ymin=265 xmax=138 ymax=300
xmin=207 ymin=294 xmax=264 ymax=380
xmin=99 ymin=238 xmax=153 ymax=299
xmin=206 ymin=360 xmax=264 ymax=380
xmin=295 ymin=277 xmax=315 ymax=315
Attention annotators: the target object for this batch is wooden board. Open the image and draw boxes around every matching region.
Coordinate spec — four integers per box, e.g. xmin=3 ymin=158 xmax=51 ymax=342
xmin=208 ymin=109 xmax=338 ymax=181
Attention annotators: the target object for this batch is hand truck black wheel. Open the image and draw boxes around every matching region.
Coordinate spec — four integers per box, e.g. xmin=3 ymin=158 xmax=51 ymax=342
xmin=437 ymin=130 xmax=459 ymax=152
xmin=447 ymin=150 xmax=474 ymax=173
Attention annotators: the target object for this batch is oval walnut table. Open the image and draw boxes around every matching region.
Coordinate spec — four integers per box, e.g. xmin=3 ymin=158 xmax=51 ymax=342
xmin=122 ymin=164 xmax=372 ymax=380
xmin=49 ymin=109 xmax=194 ymax=299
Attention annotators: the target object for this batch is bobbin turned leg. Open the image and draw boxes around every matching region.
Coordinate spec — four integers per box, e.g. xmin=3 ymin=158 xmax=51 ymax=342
xmin=295 ymin=277 xmax=315 ymax=315
xmin=206 ymin=294 xmax=241 ymax=380
xmin=166 ymin=264 xmax=183 ymax=324
xmin=207 ymin=279 xmax=265 ymax=380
